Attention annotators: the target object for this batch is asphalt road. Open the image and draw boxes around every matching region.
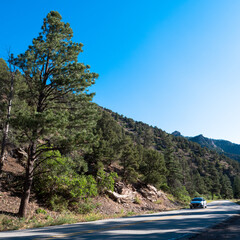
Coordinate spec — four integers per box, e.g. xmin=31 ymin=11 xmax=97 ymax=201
xmin=1 ymin=200 xmax=240 ymax=240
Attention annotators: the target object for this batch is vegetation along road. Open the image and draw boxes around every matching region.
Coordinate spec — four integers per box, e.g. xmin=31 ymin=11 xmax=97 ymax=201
xmin=0 ymin=200 xmax=239 ymax=240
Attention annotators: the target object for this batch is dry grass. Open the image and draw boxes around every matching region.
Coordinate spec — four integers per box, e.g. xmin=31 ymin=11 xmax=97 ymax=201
xmin=0 ymin=156 xmax=181 ymax=232
xmin=0 ymin=209 xmax=146 ymax=232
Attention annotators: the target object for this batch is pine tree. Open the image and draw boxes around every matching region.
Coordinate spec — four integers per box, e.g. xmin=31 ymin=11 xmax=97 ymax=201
xmin=140 ymin=149 xmax=167 ymax=188
xmin=0 ymin=57 xmax=15 ymax=191
xmin=208 ymin=163 xmax=221 ymax=200
xmin=119 ymin=136 xmax=139 ymax=183
xmin=193 ymin=172 xmax=205 ymax=195
xmin=220 ymin=174 xmax=233 ymax=199
xmin=143 ymin=128 xmax=153 ymax=148
xmin=233 ymin=176 xmax=240 ymax=199
xmin=0 ymin=59 xmax=10 ymax=128
xmin=96 ymin=111 xmax=122 ymax=166
xmin=164 ymin=148 xmax=182 ymax=191
xmin=11 ymin=11 xmax=98 ymax=217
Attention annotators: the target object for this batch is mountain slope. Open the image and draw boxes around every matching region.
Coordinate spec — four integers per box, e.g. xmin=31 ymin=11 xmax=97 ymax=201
xmin=104 ymin=108 xmax=240 ymax=200
xmin=185 ymin=134 xmax=240 ymax=162
xmin=188 ymin=135 xmax=223 ymax=152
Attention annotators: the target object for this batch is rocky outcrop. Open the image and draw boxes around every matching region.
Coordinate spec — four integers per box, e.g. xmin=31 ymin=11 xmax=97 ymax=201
xmin=106 ymin=181 xmax=166 ymax=204
xmin=138 ymin=184 xmax=162 ymax=202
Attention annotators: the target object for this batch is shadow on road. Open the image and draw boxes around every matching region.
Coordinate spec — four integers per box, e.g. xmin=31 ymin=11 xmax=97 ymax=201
xmin=1 ymin=201 xmax=240 ymax=240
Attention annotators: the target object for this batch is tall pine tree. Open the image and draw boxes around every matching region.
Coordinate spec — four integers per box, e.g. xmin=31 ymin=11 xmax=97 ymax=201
xmin=11 ymin=11 xmax=98 ymax=217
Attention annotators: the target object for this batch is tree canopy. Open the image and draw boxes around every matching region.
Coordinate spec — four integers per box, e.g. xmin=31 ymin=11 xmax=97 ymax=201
xmin=11 ymin=11 xmax=99 ymax=217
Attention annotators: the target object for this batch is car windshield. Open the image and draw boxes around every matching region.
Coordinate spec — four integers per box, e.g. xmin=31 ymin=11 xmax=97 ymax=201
xmin=192 ymin=198 xmax=203 ymax=201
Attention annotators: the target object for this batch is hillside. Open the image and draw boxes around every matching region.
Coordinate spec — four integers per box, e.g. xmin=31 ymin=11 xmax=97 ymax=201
xmin=1 ymin=105 xmax=240 ymax=229
xmin=105 ymin=108 xmax=240 ymax=200
xmin=173 ymin=132 xmax=240 ymax=162
xmin=188 ymin=134 xmax=222 ymax=152
xmin=0 ymin=153 xmax=180 ymax=231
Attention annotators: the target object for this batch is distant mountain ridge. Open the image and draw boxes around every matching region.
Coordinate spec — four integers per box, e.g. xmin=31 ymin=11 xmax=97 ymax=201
xmin=172 ymin=131 xmax=240 ymax=162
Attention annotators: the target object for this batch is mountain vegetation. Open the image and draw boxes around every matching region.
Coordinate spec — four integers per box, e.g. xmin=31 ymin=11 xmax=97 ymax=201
xmin=174 ymin=132 xmax=240 ymax=162
xmin=105 ymin=110 xmax=240 ymax=200
xmin=0 ymin=11 xmax=240 ymax=219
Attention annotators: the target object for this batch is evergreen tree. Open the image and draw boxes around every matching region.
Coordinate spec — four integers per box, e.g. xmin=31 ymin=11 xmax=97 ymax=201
xmin=220 ymin=174 xmax=233 ymax=199
xmin=11 ymin=11 xmax=98 ymax=217
xmin=164 ymin=148 xmax=182 ymax=191
xmin=119 ymin=136 xmax=139 ymax=183
xmin=192 ymin=172 xmax=205 ymax=195
xmin=95 ymin=111 xmax=122 ymax=167
xmin=0 ymin=59 xmax=10 ymax=182
xmin=233 ymin=176 xmax=240 ymax=199
xmin=0 ymin=58 xmax=10 ymax=128
xmin=0 ymin=56 xmax=15 ymax=191
xmin=208 ymin=163 xmax=221 ymax=199
xmin=140 ymin=149 xmax=167 ymax=188
xmin=143 ymin=128 xmax=153 ymax=148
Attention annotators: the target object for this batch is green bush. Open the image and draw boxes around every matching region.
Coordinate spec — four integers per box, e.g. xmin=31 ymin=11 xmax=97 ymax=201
xmin=160 ymin=183 xmax=169 ymax=192
xmin=75 ymin=200 xmax=98 ymax=214
xmin=35 ymin=208 xmax=47 ymax=215
xmin=134 ymin=196 xmax=141 ymax=204
xmin=172 ymin=186 xmax=191 ymax=203
xmin=97 ymin=169 xmax=118 ymax=194
xmin=34 ymin=149 xmax=98 ymax=210
xmin=49 ymin=195 xmax=69 ymax=212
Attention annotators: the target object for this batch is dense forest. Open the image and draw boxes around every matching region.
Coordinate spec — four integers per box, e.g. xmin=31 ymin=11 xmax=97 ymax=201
xmin=0 ymin=11 xmax=240 ymax=218
xmin=104 ymin=109 xmax=240 ymax=200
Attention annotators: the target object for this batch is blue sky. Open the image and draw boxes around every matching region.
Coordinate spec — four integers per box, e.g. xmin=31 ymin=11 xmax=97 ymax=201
xmin=1 ymin=0 xmax=240 ymax=143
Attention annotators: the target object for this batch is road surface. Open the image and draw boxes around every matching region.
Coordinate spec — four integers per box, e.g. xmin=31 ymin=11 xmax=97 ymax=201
xmin=0 ymin=200 xmax=239 ymax=240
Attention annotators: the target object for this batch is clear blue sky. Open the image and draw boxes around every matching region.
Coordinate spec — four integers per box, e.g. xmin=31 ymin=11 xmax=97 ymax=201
xmin=1 ymin=0 xmax=240 ymax=143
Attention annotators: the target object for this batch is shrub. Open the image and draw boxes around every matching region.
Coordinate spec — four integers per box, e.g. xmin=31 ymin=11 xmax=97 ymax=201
xmin=34 ymin=150 xmax=98 ymax=210
xmin=97 ymin=169 xmax=118 ymax=194
xmin=134 ymin=196 xmax=141 ymax=204
xmin=173 ymin=186 xmax=191 ymax=203
xmin=75 ymin=200 xmax=98 ymax=214
xmin=35 ymin=208 xmax=47 ymax=215
xmin=160 ymin=183 xmax=169 ymax=192
xmin=49 ymin=195 xmax=69 ymax=212
xmin=154 ymin=199 xmax=162 ymax=204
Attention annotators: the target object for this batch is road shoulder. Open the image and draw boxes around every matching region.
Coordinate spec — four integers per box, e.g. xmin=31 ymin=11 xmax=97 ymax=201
xmin=188 ymin=214 xmax=240 ymax=240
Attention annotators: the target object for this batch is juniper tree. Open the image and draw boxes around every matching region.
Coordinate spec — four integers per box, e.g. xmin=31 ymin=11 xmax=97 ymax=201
xmin=12 ymin=11 xmax=98 ymax=217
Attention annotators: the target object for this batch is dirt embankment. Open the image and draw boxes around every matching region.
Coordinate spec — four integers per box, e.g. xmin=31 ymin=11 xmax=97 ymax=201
xmin=1 ymin=155 xmax=180 ymax=219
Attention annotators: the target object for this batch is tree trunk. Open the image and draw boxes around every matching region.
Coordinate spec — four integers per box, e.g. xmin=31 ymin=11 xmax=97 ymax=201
xmin=18 ymin=142 xmax=36 ymax=218
xmin=18 ymin=74 xmax=44 ymax=218
xmin=0 ymin=66 xmax=14 ymax=192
